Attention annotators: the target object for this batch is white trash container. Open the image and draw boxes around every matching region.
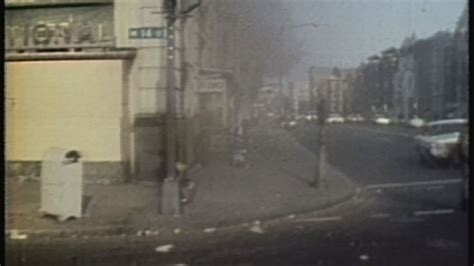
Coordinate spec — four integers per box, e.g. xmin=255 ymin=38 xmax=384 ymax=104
xmin=40 ymin=147 xmax=83 ymax=222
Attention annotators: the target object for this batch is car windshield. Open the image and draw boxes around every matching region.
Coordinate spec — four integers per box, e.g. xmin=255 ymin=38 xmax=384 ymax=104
xmin=427 ymin=123 xmax=465 ymax=136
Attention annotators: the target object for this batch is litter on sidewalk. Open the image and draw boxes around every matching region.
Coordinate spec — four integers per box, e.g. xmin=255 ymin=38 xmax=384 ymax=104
xmin=203 ymin=228 xmax=217 ymax=233
xmin=155 ymin=244 xmax=174 ymax=253
xmin=9 ymin=230 xmax=28 ymax=240
xmin=250 ymin=221 xmax=265 ymax=234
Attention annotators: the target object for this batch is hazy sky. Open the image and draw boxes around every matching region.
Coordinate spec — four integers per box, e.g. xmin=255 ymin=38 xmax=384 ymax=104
xmin=286 ymin=0 xmax=467 ymax=85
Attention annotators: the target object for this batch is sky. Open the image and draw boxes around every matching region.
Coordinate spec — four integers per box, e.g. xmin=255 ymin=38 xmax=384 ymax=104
xmin=286 ymin=0 xmax=467 ymax=87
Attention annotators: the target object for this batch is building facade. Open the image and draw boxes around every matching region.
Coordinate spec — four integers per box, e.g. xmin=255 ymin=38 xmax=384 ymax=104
xmin=5 ymin=0 xmax=136 ymax=183
xmin=5 ymin=0 xmax=210 ymax=183
xmin=320 ymin=75 xmax=345 ymax=115
xmin=413 ymin=31 xmax=453 ymax=120
xmin=393 ymin=35 xmax=416 ymax=120
xmin=452 ymin=4 xmax=469 ymax=117
xmin=5 ymin=0 xmax=264 ymax=183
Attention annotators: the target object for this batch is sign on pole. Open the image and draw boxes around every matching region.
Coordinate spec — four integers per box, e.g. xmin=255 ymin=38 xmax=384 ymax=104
xmin=129 ymin=27 xmax=167 ymax=39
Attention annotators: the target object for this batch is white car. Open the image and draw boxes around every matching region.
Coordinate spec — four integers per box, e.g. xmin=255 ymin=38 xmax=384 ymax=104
xmin=281 ymin=119 xmax=298 ymax=129
xmin=374 ymin=116 xmax=390 ymax=125
xmin=347 ymin=114 xmax=365 ymax=122
xmin=408 ymin=117 xmax=426 ymax=128
xmin=414 ymin=119 xmax=468 ymax=166
xmin=326 ymin=114 xmax=344 ymax=124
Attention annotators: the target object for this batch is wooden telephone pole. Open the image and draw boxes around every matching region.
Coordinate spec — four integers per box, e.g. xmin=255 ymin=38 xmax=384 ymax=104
xmin=160 ymin=0 xmax=181 ymax=215
xmin=160 ymin=0 xmax=202 ymax=216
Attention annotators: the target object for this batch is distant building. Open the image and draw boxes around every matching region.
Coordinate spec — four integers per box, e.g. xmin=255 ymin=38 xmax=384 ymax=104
xmin=413 ymin=31 xmax=453 ymax=120
xmin=452 ymin=4 xmax=469 ymax=117
xmin=393 ymin=34 xmax=417 ymax=120
xmin=320 ymin=75 xmax=345 ymax=115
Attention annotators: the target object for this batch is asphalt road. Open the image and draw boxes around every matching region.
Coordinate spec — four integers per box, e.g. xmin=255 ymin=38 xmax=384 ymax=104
xmin=5 ymin=122 xmax=471 ymax=266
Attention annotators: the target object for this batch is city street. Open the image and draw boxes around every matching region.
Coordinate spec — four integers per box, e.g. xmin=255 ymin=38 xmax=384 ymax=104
xmin=5 ymin=0 xmax=469 ymax=265
xmin=6 ymin=122 xmax=469 ymax=266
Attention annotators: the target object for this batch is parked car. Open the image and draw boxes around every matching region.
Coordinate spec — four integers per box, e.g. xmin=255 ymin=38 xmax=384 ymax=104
xmin=326 ymin=113 xmax=344 ymax=124
xmin=347 ymin=113 xmax=365 ymax=122
xmin=414 ymin=119 xmax=468 ymax=167
xmin=287 ymin=120 xmax=298 ymax=129
xmin=302 ymin=113 xmax=318 ymax=123
xmin=408 ymin=117 xmax=426 ymax=128
xmin=346 ymin=114 xmax=358 ymax=122
xmin=373 ymin=115 xmax=390 ymax=125
xmin=355 ymin=114 xmax=365 ymax=122
xmin=281 ymin=116 xmax=298 ymax=129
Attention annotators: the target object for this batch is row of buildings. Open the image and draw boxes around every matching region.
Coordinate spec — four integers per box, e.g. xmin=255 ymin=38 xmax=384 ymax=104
xmin=300 ymin=67 xmax=353 ymax=116
xmin=350 ymin=5 xmax=468 ymax=121
xmin=5 ymin=0 xmax=291 ymax=183
xmin=302 ymin=5 xmax=468 ymax=121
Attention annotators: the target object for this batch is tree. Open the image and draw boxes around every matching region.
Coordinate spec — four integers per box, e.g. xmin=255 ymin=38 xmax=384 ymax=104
xmin=209 ymin=0 xmax=303 ymax=97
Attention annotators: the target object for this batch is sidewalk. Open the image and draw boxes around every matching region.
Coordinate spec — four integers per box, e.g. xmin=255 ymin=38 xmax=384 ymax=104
xmin=6 ymin=122 xmax=355 ymax=239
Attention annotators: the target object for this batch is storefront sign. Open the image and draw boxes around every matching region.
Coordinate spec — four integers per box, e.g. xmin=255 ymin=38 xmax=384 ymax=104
xmin=5 ymin=6 xmax=114 ymax=50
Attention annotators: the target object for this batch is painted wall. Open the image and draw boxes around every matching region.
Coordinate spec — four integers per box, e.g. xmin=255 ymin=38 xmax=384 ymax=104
xmin=6 ymin=60 xmax=126 ymax=162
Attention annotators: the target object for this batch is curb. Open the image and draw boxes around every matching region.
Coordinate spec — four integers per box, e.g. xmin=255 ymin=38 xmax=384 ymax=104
xmin=6 ymin=127 xmax=357 ymax=241
xmin=6 ymin=175 xmax=357 ymax=241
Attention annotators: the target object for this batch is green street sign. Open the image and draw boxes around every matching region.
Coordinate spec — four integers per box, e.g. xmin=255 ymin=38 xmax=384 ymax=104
xmin=129 ymin=27 xmax=167 ymax=39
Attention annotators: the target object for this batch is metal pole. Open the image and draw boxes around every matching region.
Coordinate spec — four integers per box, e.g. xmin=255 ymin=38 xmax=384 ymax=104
xmin=288 ymin=81 xmax=294 ymax=114
xmin=309 ymin=66 xmax=315 ymax=112
xmin=160 ymin=3 xmax=182 ymax=215
xmin=178 ymin=12 xmax=187 ymax=164
xmin=311 ymin=98 xmax=328 ymax=188
xmin=310 ymin=125 xmax=325 ymax=188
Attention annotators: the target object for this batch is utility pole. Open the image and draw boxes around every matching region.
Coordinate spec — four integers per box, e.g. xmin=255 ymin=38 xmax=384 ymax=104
xmin=311 ymin=98 xmax=328 ymax=188
xmin=160 ymin=0 xmax=181 ymax=215
xmin=308 ymin=66 xmax=315 ymax=112
xmin=288 ymin=81 xmax=294 ymax=114
xmin=160 ymin=0 xmax=202 ymax=216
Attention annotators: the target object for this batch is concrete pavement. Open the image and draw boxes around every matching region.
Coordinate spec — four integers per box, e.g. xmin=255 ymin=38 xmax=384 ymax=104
xmin=6 ymin=123 xmax=469 ymax=266
xmin=5 ymin=121 xmax=355 ymax=239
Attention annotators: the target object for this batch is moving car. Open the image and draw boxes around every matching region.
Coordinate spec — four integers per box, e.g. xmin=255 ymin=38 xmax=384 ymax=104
xmin=326 ymin=113 xmax=344 ymax=124
xmin=347 ymin=114 xmax=365 ymax=122
xmin=408 ymin=117 xmax=426 ymax=128
xmin=414 ymin=119 xmax=468 ymax=167
xmin=281 ymin=116 xmax=298 ymax=129
xmin=373 ymin=115 xmax=390 ymax=125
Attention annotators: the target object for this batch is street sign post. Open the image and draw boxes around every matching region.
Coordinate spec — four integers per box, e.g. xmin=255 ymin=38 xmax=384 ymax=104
xmin=160 ymin=4 xmax=181 ymax=215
